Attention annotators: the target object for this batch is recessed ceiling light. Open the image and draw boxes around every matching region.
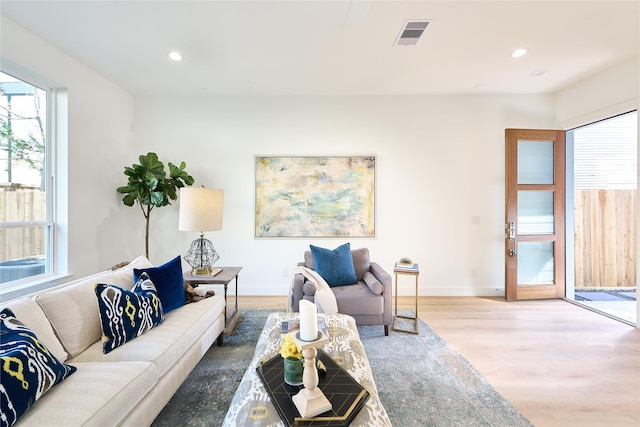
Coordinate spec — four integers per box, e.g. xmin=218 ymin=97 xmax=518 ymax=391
xmin=511 ymin=48 xmax=527 ymax=58
xmin=168 ymin=51 xmax=182 ymax=61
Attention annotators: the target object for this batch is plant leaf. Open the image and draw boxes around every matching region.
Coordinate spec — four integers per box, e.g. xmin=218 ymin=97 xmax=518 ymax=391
xmin=122 ymin=193 xmax=137 ymax=206
xmin=150 ymin=191 xmax=165 ymax=206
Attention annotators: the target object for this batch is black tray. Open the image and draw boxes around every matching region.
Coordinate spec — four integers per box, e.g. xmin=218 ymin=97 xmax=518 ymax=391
xmin=256 ymin=349 xmax=369 ymax=426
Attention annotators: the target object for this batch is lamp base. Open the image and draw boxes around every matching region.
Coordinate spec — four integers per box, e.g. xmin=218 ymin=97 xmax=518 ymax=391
xmin=184 ymin=236 xmax=220 ymax=275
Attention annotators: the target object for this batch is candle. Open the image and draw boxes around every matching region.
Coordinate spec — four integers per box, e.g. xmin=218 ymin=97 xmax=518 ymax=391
xmin=299 ymin=300 xmax=318 ymax=341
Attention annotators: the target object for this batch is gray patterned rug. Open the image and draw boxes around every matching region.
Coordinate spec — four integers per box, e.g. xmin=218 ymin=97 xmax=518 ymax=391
xmin=152 ymin=310 xmax=532 ymax=427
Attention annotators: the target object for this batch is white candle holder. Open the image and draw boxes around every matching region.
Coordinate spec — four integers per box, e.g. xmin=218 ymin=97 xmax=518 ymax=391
xmin=292 ymin=331 xmax=332 ymax=418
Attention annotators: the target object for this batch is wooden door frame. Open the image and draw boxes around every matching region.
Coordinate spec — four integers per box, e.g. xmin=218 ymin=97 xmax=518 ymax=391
xmin=505 ymin=129 xmax=566 ymax=300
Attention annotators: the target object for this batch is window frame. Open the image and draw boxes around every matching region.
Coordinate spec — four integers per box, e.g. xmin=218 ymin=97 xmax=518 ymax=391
xmin=0 ymin=67 xmax=60 ymax=296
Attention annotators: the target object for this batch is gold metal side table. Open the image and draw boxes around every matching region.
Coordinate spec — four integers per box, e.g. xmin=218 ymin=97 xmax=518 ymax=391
xmin=393 ymin=263 xmax=419 ymax=334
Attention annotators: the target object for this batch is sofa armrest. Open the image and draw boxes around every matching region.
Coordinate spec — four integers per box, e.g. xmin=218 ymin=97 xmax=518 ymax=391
xmin=302 ymin=280 xmax=317 ymax=296
xmin=370 ymin=262 xmax=393 ymax=325
xmin=294 ymin=273 xmax=317 ymax=294
xmin=293 ymin=265 xmax=319 ymax=312
xmin=292 ymin=272 xmax=305 ymax=312
xmin=370 ymin=262 xmax=392 ymax=291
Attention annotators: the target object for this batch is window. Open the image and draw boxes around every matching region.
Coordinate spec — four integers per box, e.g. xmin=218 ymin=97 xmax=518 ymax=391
xmin=0 ymin=71 xmax=53 ymax=285
xmin=573 ymin=111 xmax=637 ymax=190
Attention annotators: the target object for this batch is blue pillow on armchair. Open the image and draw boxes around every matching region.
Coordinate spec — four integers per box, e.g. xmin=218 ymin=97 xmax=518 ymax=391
xmin=133 ymin=255 xmax=185 ymax=313
xmin=310 ymin=243 xmax=358 ymax=287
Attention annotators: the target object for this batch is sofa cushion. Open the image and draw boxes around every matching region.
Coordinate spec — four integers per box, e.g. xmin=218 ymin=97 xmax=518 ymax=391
xmin=0 ymin=308 xmax=76 ymax=427
xmin=304 ymin=250 xmax=315 ymax=269
xmin=350 ymin=247 xmax=371 ymax=281
xmin=133 ymin=255 xmax=185 ymax=314
xmin=332 ymin=283 xmax=385 ymax=316
xmin=310 ymin=243 xmax=358 ymax=287
xmin=69 ymin=294 xmax=225 ymax=377
xmin=13 ymin=361 xmax=157 ymax=427
xmin=0 ymin=297 xmax=68 ymax=362
xmin=35 ymin=255 xmax=153 ymax=358
xmin=95 ymin=273 xmax=164 ymax=354
xmin=363 ymin=271 xmax=383 ymax=295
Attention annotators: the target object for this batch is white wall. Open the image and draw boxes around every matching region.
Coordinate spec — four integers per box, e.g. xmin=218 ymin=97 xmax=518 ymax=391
xmin=5 ymin=14 xmax=635 ymax=301
xmin=1 ymin=17 xmax=137 ymax=281
xmin=134 ymin=94 xmax=555 ymax=296
xmin=554 ymin=56 xmax=640 ymax=129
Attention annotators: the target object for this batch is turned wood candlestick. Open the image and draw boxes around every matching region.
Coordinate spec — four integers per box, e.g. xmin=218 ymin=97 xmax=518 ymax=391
xmin=292 ymin=332 xmax=331 ymax=418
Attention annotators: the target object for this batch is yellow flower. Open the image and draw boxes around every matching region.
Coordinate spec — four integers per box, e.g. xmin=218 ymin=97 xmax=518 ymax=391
xmin=280 ymin=333 xmax=302 ymax=360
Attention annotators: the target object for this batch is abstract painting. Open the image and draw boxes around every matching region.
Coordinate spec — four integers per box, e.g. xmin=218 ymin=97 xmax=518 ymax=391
xmin=255 ymin=156 xmax=375 ymax=237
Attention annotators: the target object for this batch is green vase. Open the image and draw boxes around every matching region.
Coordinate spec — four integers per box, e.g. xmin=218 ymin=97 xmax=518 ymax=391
xmin=283 ymin=357 xmax=304 ymax=386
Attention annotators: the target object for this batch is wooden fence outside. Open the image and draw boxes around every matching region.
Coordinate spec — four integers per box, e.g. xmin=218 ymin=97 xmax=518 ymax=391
xmin=574 ymin=189 xmax=636 ymax=288
xmin=0 ymin=189 xmax=46 ymax=262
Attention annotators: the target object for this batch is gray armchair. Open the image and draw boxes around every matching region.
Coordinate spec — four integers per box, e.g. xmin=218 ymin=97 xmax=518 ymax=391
xmin=291 ymin=247 xmax=392 ymax=336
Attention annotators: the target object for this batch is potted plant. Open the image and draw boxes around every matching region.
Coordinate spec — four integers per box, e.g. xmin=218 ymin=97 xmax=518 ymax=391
xmin=281 ymin=333 xmax=304 ymax=386
xmin=117 ymin=152 xmax=194 ymax=258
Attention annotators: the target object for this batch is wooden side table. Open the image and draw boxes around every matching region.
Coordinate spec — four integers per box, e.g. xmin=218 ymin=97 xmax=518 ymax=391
xmin=393 ymin=263 xmax=419 ymax=334
xmin=184 ymin=266 xmax=242 ymax=335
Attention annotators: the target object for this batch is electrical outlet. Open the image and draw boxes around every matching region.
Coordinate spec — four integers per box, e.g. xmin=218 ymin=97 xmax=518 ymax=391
xmin=282 ymin=268 xmax=289 ymax=276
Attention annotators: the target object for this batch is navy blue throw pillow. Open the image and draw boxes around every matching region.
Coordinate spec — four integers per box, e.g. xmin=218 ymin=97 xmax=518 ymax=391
xmin=133 ymin=255 xmax=185 ymax=313
xmin=310 ymin=243 xmax=358 ymax=287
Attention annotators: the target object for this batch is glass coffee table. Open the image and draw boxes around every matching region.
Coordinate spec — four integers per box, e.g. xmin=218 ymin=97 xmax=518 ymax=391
xmin=222 ymin=312 xmax=391 ymax=426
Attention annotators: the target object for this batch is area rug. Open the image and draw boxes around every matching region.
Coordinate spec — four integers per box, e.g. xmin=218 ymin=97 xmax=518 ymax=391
xmin=151 ymin=310 xmax=532 ymax=427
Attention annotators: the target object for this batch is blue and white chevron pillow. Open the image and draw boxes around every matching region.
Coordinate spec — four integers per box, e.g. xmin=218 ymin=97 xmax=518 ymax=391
xmin=0 ymin=308 xmax=77 ymax=426
xmin=95 ymin=272 xmax=164 ymax=354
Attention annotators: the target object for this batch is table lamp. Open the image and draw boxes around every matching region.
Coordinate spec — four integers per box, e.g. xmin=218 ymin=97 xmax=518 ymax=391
xmin=179 ymin=186 xmax=224 ymax=275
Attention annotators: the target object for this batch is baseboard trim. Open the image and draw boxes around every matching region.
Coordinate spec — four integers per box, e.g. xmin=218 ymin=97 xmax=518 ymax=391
xmin=232 ymin=284 xmax=505 ymax=298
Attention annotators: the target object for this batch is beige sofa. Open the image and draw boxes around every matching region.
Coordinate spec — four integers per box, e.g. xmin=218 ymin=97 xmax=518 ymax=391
xmin=1 ymin=255 xmax=226 ymax=426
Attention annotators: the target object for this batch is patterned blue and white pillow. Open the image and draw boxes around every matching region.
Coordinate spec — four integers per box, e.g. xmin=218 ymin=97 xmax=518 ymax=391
xmin=0 ymin=308 xmax=77 ymax=427
xmin=95 ymin=272 xmax=164 ymax=354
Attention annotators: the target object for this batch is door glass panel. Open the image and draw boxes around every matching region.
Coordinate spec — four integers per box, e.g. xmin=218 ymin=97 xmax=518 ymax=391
xmin=517 ymin=242 xmax=554 ymax=285
xmin=518 ymin=191 xmax=554 ymax=235
xmin=518 ymin=140 xmax=554 ymax=184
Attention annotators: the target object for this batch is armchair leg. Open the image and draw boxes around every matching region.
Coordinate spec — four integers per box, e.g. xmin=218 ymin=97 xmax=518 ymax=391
xmin=384 ymin=325 xmax=389 ymax=336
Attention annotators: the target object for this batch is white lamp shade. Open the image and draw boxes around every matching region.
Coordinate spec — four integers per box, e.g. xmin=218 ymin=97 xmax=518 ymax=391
xmin=179 ymin=187 xmax=224 ymax=232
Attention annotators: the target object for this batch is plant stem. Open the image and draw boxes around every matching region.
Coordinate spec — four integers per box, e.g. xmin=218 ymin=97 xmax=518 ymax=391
xmin=145 ymin=205 xmax=152 ymax=259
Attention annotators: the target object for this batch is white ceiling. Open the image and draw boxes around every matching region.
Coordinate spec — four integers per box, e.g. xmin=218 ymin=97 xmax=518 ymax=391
xmin=1 ymin=0 xmax=639 ymax=96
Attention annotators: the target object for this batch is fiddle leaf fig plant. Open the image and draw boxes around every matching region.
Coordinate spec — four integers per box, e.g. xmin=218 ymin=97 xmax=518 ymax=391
xmin=117 ymin=152 xmax=194 ymax=258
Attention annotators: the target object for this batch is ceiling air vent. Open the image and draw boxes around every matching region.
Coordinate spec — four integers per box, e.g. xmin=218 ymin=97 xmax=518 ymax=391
xmin=395 ymin=20 xmax=430 ymax=46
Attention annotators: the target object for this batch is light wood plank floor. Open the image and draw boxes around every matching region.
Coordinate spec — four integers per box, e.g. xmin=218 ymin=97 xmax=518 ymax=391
xmin=236 ymin=295 xmax=640 ymax=427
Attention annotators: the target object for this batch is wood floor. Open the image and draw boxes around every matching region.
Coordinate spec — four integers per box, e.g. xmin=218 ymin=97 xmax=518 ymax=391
xmin=237 ymin=295 xmax=640 ymax=427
